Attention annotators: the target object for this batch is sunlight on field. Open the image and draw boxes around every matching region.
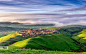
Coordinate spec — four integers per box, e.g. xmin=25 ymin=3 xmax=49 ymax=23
xmin=73 ymin=29 xmax=86 ymax=43
xmin=0 ymin=33 xmax=20 ymax=43
xmin=46 ymin=27 xmax=57 ymax=30
xmin=11 ymin=38 xmax=31 ymax=47
xmin=77 ymin=30 xmax=86 ymax=38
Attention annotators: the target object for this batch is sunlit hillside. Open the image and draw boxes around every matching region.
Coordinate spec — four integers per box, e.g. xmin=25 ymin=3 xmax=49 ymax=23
xmin=0 ymin=26 xmax=86 ymax=54
xmin=73 ymin=29 xmax=86 ymax=43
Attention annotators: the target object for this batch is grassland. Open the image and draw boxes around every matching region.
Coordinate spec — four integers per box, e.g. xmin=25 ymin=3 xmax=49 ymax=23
xmin=0 ymin=49 xmax=86 ymax=54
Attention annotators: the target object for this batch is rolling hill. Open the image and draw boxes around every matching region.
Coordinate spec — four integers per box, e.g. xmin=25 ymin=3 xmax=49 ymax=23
xmin=58 ymin=25 xmax=86 ymax=37
xmin=0 ymin=25 xmax=86 ymax=54
xmin=7 ymin=34 xmax=86 ymax=52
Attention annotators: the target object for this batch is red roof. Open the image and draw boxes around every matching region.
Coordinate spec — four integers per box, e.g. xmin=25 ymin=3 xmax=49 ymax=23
xmin=29 ymin=29 xmax=33 ymax=30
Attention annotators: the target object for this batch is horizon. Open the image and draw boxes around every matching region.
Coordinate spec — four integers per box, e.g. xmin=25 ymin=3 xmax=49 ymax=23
xmin=0 ymin=0 xmax=86 ymax=26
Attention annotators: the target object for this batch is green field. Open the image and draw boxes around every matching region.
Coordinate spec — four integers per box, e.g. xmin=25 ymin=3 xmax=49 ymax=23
xmin=0 ymin=25 xmax=86 ymax=54
xmin=46 ymin=27 xmax=57 ymax=30
xmin=0 ymin=49 xmax=86 ymax=54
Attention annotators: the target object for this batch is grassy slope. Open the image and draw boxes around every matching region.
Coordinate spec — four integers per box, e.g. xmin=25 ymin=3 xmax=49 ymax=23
xmin=73 ymin=30 xmax=86 ymax=43
xmin=10 ymin=38 xmax=31 ymax=48
xmin=59 ymin=27 xmax=83 ymax=37
xmin=10 ymin=34 xmax=86 ymax=52
xmin=46 ymin=26 xmax=85 ymax=37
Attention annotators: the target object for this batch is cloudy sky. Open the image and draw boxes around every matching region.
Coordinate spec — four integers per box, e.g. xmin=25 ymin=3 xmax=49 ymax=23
xmin=0 ymin=0 xmax=86 ymax=26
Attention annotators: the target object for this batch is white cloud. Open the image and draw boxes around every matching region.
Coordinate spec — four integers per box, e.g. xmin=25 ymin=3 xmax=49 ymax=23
xmin=0 ymin=13 xmax=86 ymax=26
xmin=0 ymin=0 xmax=12 ymax=1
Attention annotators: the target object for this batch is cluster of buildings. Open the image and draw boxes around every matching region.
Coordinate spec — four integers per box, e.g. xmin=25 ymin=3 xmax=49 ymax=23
xmin=17 ymin=28 xmax=59 ymax=37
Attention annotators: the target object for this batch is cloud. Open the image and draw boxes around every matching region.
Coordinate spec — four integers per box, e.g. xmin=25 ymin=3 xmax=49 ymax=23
xmin=0 ymin=0 xmax=12 ymax=1
xmin=0 ymin=0 xmax=86 ymax=27
xmin=0 ymin=13 xmax=64 ymax=25
xmin=0 ymin=0 xmax=82 ymax=13
xmin=59 ymin=5 xmax=86 ymax=12
xmin=0 ymin=13 xmax=86 ymax=26
xmin=0 ymin=5 xmax=47 ymax=13
xmin=65 ymin=20 xmax=86 ymax=26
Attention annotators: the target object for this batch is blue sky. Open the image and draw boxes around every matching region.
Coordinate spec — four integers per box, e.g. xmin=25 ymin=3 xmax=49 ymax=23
xmin=0 ymin=0 xmax=86 ymax=26
xmin=0 ymin=0 xmax=86 ymax=13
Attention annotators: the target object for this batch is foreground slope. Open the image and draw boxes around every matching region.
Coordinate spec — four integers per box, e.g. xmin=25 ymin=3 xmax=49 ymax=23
xmin=10 ymin=34 xmax=86 ymax=52
xmin=1 ymin=49 xmax=86 ymax=54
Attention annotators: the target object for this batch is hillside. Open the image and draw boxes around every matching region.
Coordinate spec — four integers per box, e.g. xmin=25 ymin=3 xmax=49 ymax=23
xmin=73 ymin=29 xmax=86 ymax=44
xmin=0 ymin=26 xmax=86 ymax=53
xmin=45 ymin=25 xmax=86 ymax=37
xmin=58 ymin=25 xmax=86 ymax=37
xmin=0 ymin=28 xmax=59 ymax=46
xmin=0 ymin=33 xmax=21 ymax=43
xmin=7 ymin=34 xmax=86 ymax=52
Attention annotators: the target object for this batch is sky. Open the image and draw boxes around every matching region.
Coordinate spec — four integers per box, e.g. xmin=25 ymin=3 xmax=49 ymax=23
xmin=0 ymin=0 xmax=86 ymax=26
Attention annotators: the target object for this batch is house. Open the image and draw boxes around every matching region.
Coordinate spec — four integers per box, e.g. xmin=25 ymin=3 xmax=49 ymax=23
xmin=27 ymin=29 xmax=33 ymax=33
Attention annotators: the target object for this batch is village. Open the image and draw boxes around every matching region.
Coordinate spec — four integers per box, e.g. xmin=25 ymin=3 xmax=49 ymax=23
xmin=17 ymin=28 xmax=60 ymax=38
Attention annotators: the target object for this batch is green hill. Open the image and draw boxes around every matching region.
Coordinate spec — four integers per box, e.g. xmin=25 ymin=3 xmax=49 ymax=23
xmin=45 ymin=25 xmax=86 ymax=37
xmin=9 ymin=34 xmax=86 ymax=52
xmin=73 ymin=29 xmax=86 ymax=44
xmin=0 ymin=25 xmax=86 ymax=53
xmin=58 ymin=26 xmax=85 ymax=37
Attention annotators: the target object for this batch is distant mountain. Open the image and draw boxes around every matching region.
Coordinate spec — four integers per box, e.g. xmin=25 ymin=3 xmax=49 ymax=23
xmin=0 ymin=22 xmax=54 ymax=32
xmin=0 ymin=22 xmax=22 ymax=24
xmin=66 ymin=25 xmax=86 ymax=27
xmin=0 ymin=22 xmax=55 ymax=26
xmin=29 ymin=24 xmax=55 ymax=26
xmin=0 ymin=26 xmax=28 ymax=32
